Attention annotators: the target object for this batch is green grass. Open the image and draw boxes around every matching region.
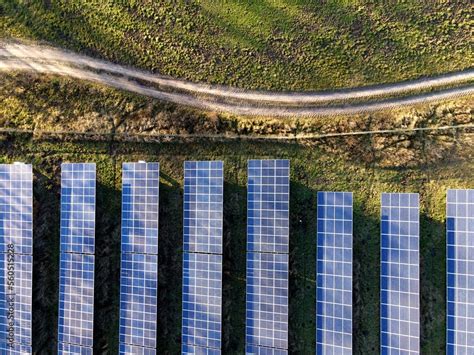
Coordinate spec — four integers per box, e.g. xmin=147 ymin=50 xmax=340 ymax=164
xmin=1 ymin=130 xmax=472 ymax=354
xmin=1 ymin=0 xmax=472 ymax=90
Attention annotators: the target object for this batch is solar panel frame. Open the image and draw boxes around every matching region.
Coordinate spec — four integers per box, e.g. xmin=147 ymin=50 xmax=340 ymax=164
xmin=119 ymin=253 xmax=158 ymax=349
xmin=182 ymin=252 xmax=222 ymax=350
xmin=182 ymin=343 xmax=222 ymax=355
xmin=60 ymin=163 xmax=96 ymax=255
xmin=0 ymin=163 xmax=33 ymax=255
xmin=316 ymin=191 xmax=353 ymax=354
xmin=183 ymin=161 xmax=223 ymax=255
xmin=0 ymin=342 xmax=32 ymax=354
xmin=245 ymin=344 xmax=288 ymax=355
xmin=57 ymin=252 xmax=95 ymax=348
xmin=58 ymin=341 xmax=93 ymax=355
xmin=446 ymin=189 xmax=474 ymax=354
xmin=380 ymin=193 xmax=420 ymax=354
xmin=247 ymin=160 xmax=289 ymax=254
xmin=246 ymin=252 xmax=289 ymax=350
xmin=119 ymin=343 xmax=157 ymax=355
xmin=0 ymin=253 xmax=32 ymax=348
xmin=121 ymin=162 xmax=160 ymax=255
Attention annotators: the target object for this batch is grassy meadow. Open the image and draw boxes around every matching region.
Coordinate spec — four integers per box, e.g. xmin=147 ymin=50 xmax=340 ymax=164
xmin=1 ymin=0 xmax=472 ymax=90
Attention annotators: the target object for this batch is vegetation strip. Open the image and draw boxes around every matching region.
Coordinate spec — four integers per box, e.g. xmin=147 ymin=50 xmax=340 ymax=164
xmin=1 ymin=124 xmax=472 ymax=142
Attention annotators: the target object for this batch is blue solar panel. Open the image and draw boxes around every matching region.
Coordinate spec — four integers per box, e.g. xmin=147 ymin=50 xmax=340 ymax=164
xmin=182 ymin=161 xmax=224 ymax=353
xmin=58 ymin=163 xmax=96 ymax=353
xmin=446 ymin=189 xmax=474 ymax=354
xmin=119 ymin=162 xmax=159 ymax=354
xmin=58 ymin=342 xmax=93 ymax=355
xmin=119 ymin=343 xmax=156 ymax=355
xmin=380 ymin=193 xmax=420 ymax=354
xmin=58 ymin=252 xmax=95 ymax=349
xmin=182 ymin=343 xmax=222 ymax=355
xmin=0 ymin=254 xmax=32 ymax=348
xmin=247 ymin=160 xmax=289 ymax=254
xmin=245 ymin=345 xmax=288 ymax=355
xmin=246 ymin=252 xmax=288 ymax=350
xmin=246 ymin=160 xmax=289 ymax=353
xmin=0 ymin=163 xmax=33 ymax=351
xmin=119 ymin=253 xmax=158 ymax=349
xmin=316 ymin=192 xmax=353 ymax=354
xmin=183 ymin=161 xmax=223 ymax=255
xmin=0 ymin=342 xmax=32 ymax=354
xmin=60 ymin=163 xmax=96 ymax=254
xmin=182 ymin=252 xmax=222 ymax=350
xmin=121 ymin=162 xmax=160 ymax=255
xmin=0 ymin=163 xmax=33 ymax=255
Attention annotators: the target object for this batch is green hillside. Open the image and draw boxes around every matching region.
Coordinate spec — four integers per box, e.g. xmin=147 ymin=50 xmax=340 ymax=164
xmin=1 ymin=0 xmax=472 ymax=90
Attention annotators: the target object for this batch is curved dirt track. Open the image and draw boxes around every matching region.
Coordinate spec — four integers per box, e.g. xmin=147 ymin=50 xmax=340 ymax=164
xmin=1 ymin=42 xmax=473 ymax=117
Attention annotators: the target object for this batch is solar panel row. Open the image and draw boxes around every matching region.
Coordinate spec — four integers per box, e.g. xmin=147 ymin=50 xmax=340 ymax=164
xmin=119 ymin=162 xmax=160 ymax=355
xmin=0 ymin=163 xmax=33 ymax=352
xmin=0 ymin=159 xmax=471 ymax=355
xmin=58 ymin=163 xmax=96 ymax=354
xmin=316 ymin=191 xmax=353 ymax=354
xmin=246 ymin=160 xmax=290 ymax=355
xmin=182 ymin=161 xmax=224 ymax=354
xmin=380 ymin=193 xmax=420 ymax=354
xmin=446 ymin=189 xmax=474 ymax=354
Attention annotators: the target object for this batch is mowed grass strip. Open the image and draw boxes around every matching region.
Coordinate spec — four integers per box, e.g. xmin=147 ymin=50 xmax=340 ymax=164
xmin=1 ymin=0 xmax=472 ymax=90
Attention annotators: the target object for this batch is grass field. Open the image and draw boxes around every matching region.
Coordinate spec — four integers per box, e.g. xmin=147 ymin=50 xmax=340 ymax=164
xmin=1 ymin=1 xmax=472 ymax=90
xmin=0 ymin=72 xmax=473 ymax=353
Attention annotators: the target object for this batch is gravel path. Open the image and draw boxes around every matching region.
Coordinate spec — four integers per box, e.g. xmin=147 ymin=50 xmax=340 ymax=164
xmin=1 ymin=42 xmax=473 ymax=117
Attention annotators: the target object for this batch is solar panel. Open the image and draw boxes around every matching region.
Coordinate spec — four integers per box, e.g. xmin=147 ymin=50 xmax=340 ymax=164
xmin=183 ymin=161 xmax=223 ymax=255
xmin=182 ymin=161 xmax=224 ymax=353
xmin=119 ymin=343 xmax=156 ymax=355
xmin=58 ymin=252 xmax=95 ymax=348
xmin=0 ymin=163 xmax=33 ymax=351
xmin=316 ymin=192 xmax=353 ymax=354
xmin=182 ymin=253 xmax=222 ymax=350
xmin=182 ymin=343 xmax=222 ymax=355
xmin=247 ymin=160 xmax=289 ymax=254
xmin=119 ymin=162 xmax=159 ymax=354
xmin=58 ymin=163 xmax=96 ymax=353
xmin=0 ymin=254 xmax=32 ymax=348
xmin=58 ymin=342 xmax=93 ymax=355
xmin=60 ymin=163 xmax=96 ymax=254
xmin=246 ymin=159 xmax=289 ymax=353
xmin=245 ymin=345 xmax=288 ymax=355
xmin=0 ymin=342 xmax=32 ymax=354
xmin=0 ymin=163 xmax=33 ymax=255
xmin=446 ymin=189 xmax=474 ymax=353
xmin=119 ymin=253 xmax=158 ymax=349
xmin=246 ymin=252 xmax=289 ymax=350
xmin=121 ymin=162 xmax=160 ymax=255
xmin=380 ymin=193 xmax=420 ymax=354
